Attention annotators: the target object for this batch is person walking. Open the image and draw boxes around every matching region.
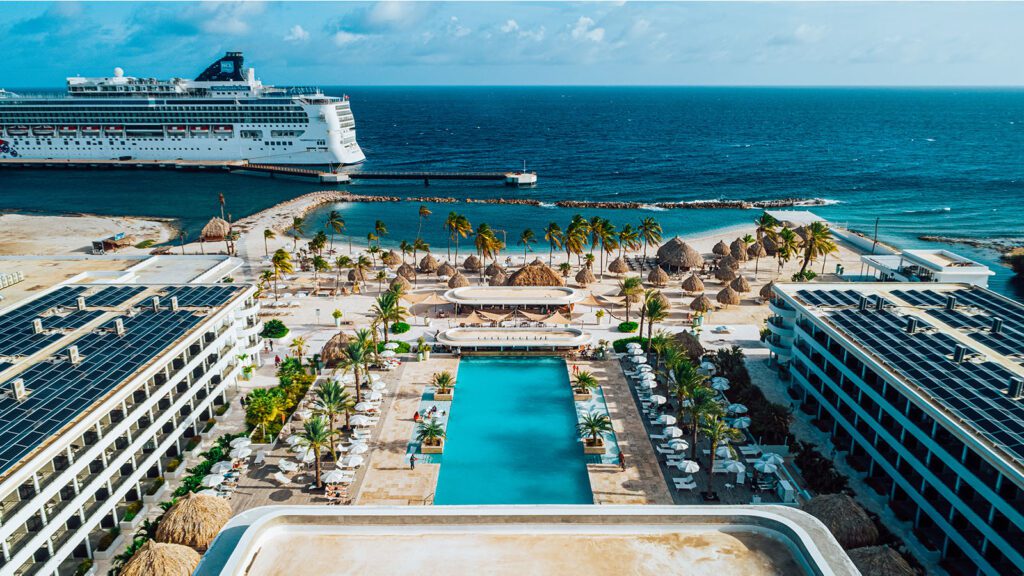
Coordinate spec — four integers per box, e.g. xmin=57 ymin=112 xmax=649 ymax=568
xmin=409 ymin=454 xmax=417 ymax=470
xmin=618 ymin=452 xmax=627 ymax=472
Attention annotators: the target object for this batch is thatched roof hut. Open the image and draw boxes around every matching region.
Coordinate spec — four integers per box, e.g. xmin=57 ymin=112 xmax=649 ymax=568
xmin=681 ymin=274 xmax=705 ymax=293
xmin=718 ymin=253 xmax=740 ymax=270
xmin=437 ymin=262 xmax=456 ymax=277
xmin=647 ymin=266 xmax=670 ymax=287
xmin=713 ymin=240 xmax=730 ymax=256
xmin=730 ymin=275 xmax=751 ymax=293
xmin=762 ymin=235 xmax=778 ymax=256
xmin=748 ymin=241 xmax=767 ymax=259
xmin=575 ymin=267 xmax=597 ymax=287
xmin=656 ymin=237 xmax=703 ymax=271
xmin=381 ymin=250 xmax=401 ymax=267
xmin=448 ymin=272 xmax=470 ymax=288
xmin=390 ymin=275 xmax=412 ymax=293
xmin=793 ymin=225 xmax=809 ymax=241
xmin=690 ymin=294 xmax=714 ymax=312
xmin=200 ymin=217 xmax=231 ymax=242
xmin=730 ymin=239 xmax=749 ymax=261
xmin=801 ymin=494 xmax=879 ymax=550
xmin=462 ymin=254 xmax=482 ymax=271
xmin=530 ymin=257 xmax=546 ymax=267
xmin=506 ymin=261 xmax=564 ymax=287
xmin=716 ymin=285 xmax=741 ymax=307
xmin=485 ymin=262 xmax=506 ymax=277
xmin=120 ymin=540 xmax=200 ymax=576
xmin=847 ymin=546 xmax=915 ymax=576
xmin=714 ymin=266 xmax=737 ymax=282
xmin=156 ymin=492 xmax=232 ymax=551
xmin=396 ymin=262 xmax=416 ymax=280
xmin=320 ymin=332 xmax=351 ymax=368
xmin=488 ymin=271 xmax=508 ymax=286
xmin=759 ymin=281 xmax=776 ymax=302
xmin=651 ymin=290 xmax=671 ymax=309
xmin=673 ymin=330 xmax=705 ymax=363
xmin=608 ymin=256 xmax=629 ymax=275
xmin=419 ymin=253 xmax=439 ymax=273
xmin=347 ymin=268 xmax=366 ymax=282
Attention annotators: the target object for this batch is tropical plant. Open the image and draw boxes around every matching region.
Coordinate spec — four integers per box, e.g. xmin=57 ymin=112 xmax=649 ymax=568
xmin=543 ymin=222 xmax=563 ymax=265
xmin=375 ymin=269 xmax=388 ymax=293
xmin=619 ymin=275 xmax=643 ymax=322
xmin=326 ymin=210 xmax=345 ymax=252
xmin=298 ymin=416 xmax=337 ymax=488
xmin=413 ymin=238 xmax=430 ymax=265
xmin=309 ymin=230 xmax=328 ymax=256
xmin=340 ymin=329 xmax=373 ymax=403
xmin=263 ymin=228 xmax=275 ymax=257
xmin=776 ymin=227 xmax=801 ymax=272
xmin=563 ymin=215 xmax=589 ymax=266
xmin=576 ymin=411 xmax=613 ymax=447
xmin=374 ymin=219 xmax=388 ymax=247
xmin=432 ymin=371 xmax=455 ymax=394
xmin=312 ymin=255 xmax=330 ymax=284
xmin=416 ymin=418 xmax=446 ymax=447
xmin=444 ymin=211 xmax=472 ymax=262
xmin=643 ymin=294 xmax=669 ymax=342
xmin=702 ymin=414 xmax=744 ymax=495
xmin=313 ymin=380 xmax=353 ymax=459
xmin=558 ymin=262 xmax=572 ymax=278
xmin=260 ymin=318 xmax=289 ymax=339
xmin=518 ymin=228 xmax=536 ymax=261
xmin=416 ymin=204 xmax=432 ymax=240
xmin=671 ymin=363 xmax=718 ymax=459
xmin=799 ymin=221 xmax=839 ymax=276
xmin=288 ymin=336 xmax=308 ymax=361
xmin=399 ymin=240 xmax=412 ymax=263
xmin=595 ymin=309 xmax=606 ymax=324
xmin=287 ymin=217 xmax=305 ymax=252
xmin=618 ymin=223 xmax=641 ymax=256
xmin=270 ymin=248 xmax=293 ymax=301
xmin=334 ymin=255 xmax=352 ymax=291
xmin=572 ymin=370 xmax=599 ymax=394
xmin=618 ymin=321 xmax=638 ymax=333
xmin=638 ymin=216 xmax=663 ymax=260
xmin=370 ymin=290 xmax=407 ymax=343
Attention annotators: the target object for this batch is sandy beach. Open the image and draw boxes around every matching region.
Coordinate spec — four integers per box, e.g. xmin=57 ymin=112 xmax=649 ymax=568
xmin=0 ymin=213 xmax=176 ymax=256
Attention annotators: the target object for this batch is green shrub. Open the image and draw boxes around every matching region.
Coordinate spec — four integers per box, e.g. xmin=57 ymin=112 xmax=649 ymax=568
xmin=185 ymin=437 xmax=200 ymax=452
xmin=165 ymin=458 xmax=181 ymax=472
xmin=612 ymin=336 xmax=648 ymax=353
xmin=617 ymin=321 xmax=639 ymax=333
xmin=793 ymin=441 xmax=849 ymax=495
xmin=74 ymin=559 xmax=93 ymax=576
xmin=97 ymin=527 xmax=120 ymax=551
xmin=791 ymin=270 xmax=817 ymax=282
xmin=215 ymin=404 xmax=228 ymax=416
xmin=390 ymin=322 xmax=411 ymax=334
xmin=146 ymin=477 xmax=164 ymax=496
xmin=134 ymin=239 xmax=156 ymax=249
xmin=260 ymin=319 xmax=289 ymax=339
xmin=121 ymin=501 xmax=143 ymax=522
xmin=376 ymin=341 xmax=411 ymax=354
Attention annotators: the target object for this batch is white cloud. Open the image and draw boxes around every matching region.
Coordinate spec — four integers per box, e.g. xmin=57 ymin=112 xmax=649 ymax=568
xmin=448 ymin=16 xmax=470 ymax=38
xmin=571 ymin=16 xmax=604 ymax=43
xmin=333 ymin=30 xmax=365 ymax=46
xmin=793 ymin=23 xmax=827 ymax=44
xmin=197 ymin=2 xmax=263 ymax=36
xmin=284 ymin=24 xmax=309 ymax=43
xmin=500 ymin=18 xmax=544 ymax=42
xmin=500 ymin=19 xmax=519 ymax=34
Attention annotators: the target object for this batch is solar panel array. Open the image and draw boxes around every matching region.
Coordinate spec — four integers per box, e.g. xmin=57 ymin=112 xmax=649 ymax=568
xmin=0 ymin=308 xmax=204 ymax=474
xmin=161 ymin=285 xmax=240 ymax=308
xmin=796 ymin=289 xmax=888 ymax=308
xmin=824 ymin=305 xmax=1024 ymax=467
xmin=86 ymin=286 xmax=146 ymax=307
xmin=0 ymin=286 xmax=87 ymax=357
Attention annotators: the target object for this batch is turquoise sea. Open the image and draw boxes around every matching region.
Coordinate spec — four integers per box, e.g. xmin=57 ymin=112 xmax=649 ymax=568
xmin=1 ymin=87 xmax=1022 ymax=298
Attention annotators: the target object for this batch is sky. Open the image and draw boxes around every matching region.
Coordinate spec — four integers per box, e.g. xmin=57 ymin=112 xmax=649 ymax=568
xmin=3 ymin=1 xmax=1024 ymax=87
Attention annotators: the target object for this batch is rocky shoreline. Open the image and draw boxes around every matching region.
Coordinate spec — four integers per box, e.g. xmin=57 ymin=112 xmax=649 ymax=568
xmin=918 ymin=234 xmax=1023 ymax=255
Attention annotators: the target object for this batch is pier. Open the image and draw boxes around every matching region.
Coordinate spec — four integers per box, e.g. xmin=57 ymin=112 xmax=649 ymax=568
xmin=0 ymin=158 xmax=538 ymax=187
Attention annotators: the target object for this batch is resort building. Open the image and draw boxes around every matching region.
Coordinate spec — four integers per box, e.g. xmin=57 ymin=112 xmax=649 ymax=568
xmin=195 ymin=505 xmax=859 ymax=576
xmin=858 ymin=249 xmax=994 ymax=288
xmin=0 ymin=272 xmax=260 ymax=575
xmin=766 ymin=282 xmax=1024 ymax=575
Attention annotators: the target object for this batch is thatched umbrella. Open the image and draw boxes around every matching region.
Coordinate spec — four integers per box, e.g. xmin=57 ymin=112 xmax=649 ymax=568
xmin=120 ymin=540 xmax=200 ymax=576
xmin=718 ymin=253 xmax=740 ymax=270
xmin=320 ymin=332 xmax=351 ymax=368
xmin=506 ymin=262 xmax=564 ymax=287
xmin=647 ymin=266 xmax=670 ymax=287
xmin=730 ymin=275 xmax=751 ymax=293
xmin=681 ymin=273 xmax=705 ymax=294
xmin=762 ymin=235 xmax=778 ymax=256
xmin=462 ymin=254 xmax=482 ymax=272
xmin=712 ymin=240 xmax=730 ymax=256
xmin=747 ymin=241 xmax=767 ymax=259
xmin=347 ymin=268 xmax=366 ymax=282
xmin=448 ymin=272 xmax=470 ymax=288
xmin=651 ymin=290 xmax=671 ymax=309
xmin=608 ymin=256 xmax=629 ymax=275
xmin=690 ymin=294 xmax=714 ymax=312
xmin=794 ymin=225 xmax=809 ymax=242
xmin=419 ymin=253 xmax=439 ymax=273
xmin=759 ymin=280 xmax=775 ymax=301
xmin=730 ymin=239 xmax=749 ymax=262
xmin=200 ymin=217 xmax=231 ymax=242
xmin=488 ymin=271 xmax=508 ymax=286
xmin=390 ymin=275 xmax=412 ymax=293
xmin=530 ymin=257 xmax=546 ymax=267
xmin=715 ymin=266 xmax=737 ymax=282
xmin=396 ymin=262 xmax=416 ymax=280
xmin=716 ymin=285 xmax=741 ymax=308
xmin=156 ymin=492 xmax=233 ymax=551
xmin=847 ymin=546 xmax=915 ymax=576
xmin=381 ymin=250 xmax=401 ymax=268
xmin=575 ymin=267 xmax=597 ymax=287
xmin=656 ymin=237 xmax=703 ymax=271
xmin=437 ymin=262 xmax=456 ymax=277
xmin=485 ymin=262 xmax=506 ymax=277
xmin=801 ymin=494 xmax=879 ymax=550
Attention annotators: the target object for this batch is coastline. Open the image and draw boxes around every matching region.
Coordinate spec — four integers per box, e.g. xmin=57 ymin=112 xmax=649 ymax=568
xmin=0 ymin=212 xmax=177 ymax=256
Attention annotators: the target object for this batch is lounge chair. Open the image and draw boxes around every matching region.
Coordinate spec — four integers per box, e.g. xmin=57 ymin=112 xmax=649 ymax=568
xmin=655 ymin=446 xmax=676 ymax=455
xmin=272 ymin=472 xmax=291 ymax=486
xmin=673 ymin=479 xmax=698 ymax=491
xmin=673 ymin=475 xmax=694 ymax=484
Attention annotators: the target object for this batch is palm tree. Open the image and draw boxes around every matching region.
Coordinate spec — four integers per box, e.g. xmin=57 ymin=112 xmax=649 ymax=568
xmin=413 ymin=238 xmax=429 ymax=265
xmin=367 ymin=245 xmax=381 ymax=268
xmin=572 ymin=371 xmax=599 ymax=395
xmin=370 ymin=291 xmax=407 ymax=344
xmin=558 ymin=262 xmax=572 ymax=279
xmin=314 ymin=380 xmax=352 ymax=459
xmin=416 ymin=204 xmax=432 ymax=240
xmin=288 ymin=336 xmax=308 ymax=361
xmin=263 ymin=229 xmax=276 ymax=257
xmin=669 ymin=362 xmax=717 ymax=459
xmin=618 ymin=224 xmax=640 ymax=256
xmin=432 ymin=371 xmax=455 ymax=395
xmin=341 ymin=329 xmax=372 ymax=404
xmin=638 ymin=217 xmax=663 ymax=261
xmin=445 ymin=212 xmax=471 ymax=262
xmin=591 ymin=217 xmax=615 ymax=277
xmin=416 ymin=418 xmax=446 ymax=450
xmin=352 ymin=255 xmax=371 ymax=291
xmin=518 ymin=228 xmax=536 ymax=262
xmin=474 ymin=223 xmax=501 ymax=265
xmin=577 ymin=411 xmax=613 ymax=448
xmin=311 ymin=255 xmax=330 ymax=285
xmin=543 ymin=222 xmax=563 ymax=266
xmin=326 ymin=210 xmax=345 ymax=252
xmin=334 ymin=255 xmax=352 ymax=292
xmin=638 ymin=288 xmax=656 ymax=338
xmin=398 ymin=240 xmax=412 ymax=263
xmin=702 ymin=414 xmax=743 ymax=497
xmin=270 ymin=248 xmax=293 ymax=301
xmin=776 ymin=227 xmax=800 ymax=273
xmin=256 ymin=269 xmax=274 ymax=299
xmin=619 ymin=276 xmax=643 ymax=322
xmin=298 ymin=416 xmax=337 ymax=489
xmin=374 ymin=219 xmax=388 ymax=248
xmin=288 ymin=217 xmax=305 ymax=252
xmin=643 ymin=294 xmax=669 ymax=342
xmin=754 ymin=212 xmax=779 ymax=246
xmin=564 ymin=215 xmax=589 ymax=267
xmin=798 ymin=221 xmax=838 ymax=277
xmin=375 ymin=269 xmax=388 ymax=293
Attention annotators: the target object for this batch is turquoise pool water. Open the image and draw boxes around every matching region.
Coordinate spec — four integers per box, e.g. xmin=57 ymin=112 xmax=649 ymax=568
xmin=433 ymin=357 xmax=593 ymax=505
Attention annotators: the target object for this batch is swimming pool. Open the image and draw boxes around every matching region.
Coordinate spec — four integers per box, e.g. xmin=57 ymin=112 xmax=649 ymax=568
xmin=433 ymin=356 xmax=593 ymax=505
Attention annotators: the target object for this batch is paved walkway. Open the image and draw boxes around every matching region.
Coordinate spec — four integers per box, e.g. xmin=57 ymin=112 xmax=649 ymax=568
xmin=355 ymin=356 xmax=458 ymax=505
xmin=575 ymin=359 xmax=673 ymax=505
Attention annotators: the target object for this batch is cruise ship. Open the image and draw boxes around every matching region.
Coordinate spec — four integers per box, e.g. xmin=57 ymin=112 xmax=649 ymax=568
xmin=0 ymin=52 xmax=365 ymax=165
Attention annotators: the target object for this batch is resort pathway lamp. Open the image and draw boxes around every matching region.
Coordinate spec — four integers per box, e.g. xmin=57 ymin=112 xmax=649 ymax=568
xmin=202 ymin=474 xmax=226 ymax=488
xmin=229 ymin=446 xmax=253 ymax=459
xmin=731 ymin=417 xmax=752 ymax=430
xmin=676 ymin=459 xmax=700 ymax=474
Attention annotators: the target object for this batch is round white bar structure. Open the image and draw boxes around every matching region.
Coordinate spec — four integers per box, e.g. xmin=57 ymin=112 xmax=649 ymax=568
xmin=436 ymin=327 xmax=591 ymax=349
xmin=443 ymin=286 xmax=586 ymax=307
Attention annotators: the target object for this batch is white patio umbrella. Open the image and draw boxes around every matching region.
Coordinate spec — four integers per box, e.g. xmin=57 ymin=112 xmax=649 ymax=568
xmin=712 ymin=380 xmax=731 ymax=391
xmin=298 ymin=449 xmax=317 ymax=464
xmin=383 ymin=342 xmax=400 ymax=350
xmin=731 ymin=417 xmax=752 ymax=429
xmin=712 ymin=376 xmax=730 ymax=386
xmin=201 ymin=474 xmax=225 ymax=488
xmin=229 ymin=437 xmax=252 ymax=448
xmin=667 ymin=438 xmax=689 ymax=452
xmin=657 ymin=414 xmax=677 ymax=426
xmin=639 ymin=372 xmax=656 ymax=381
xmin=371 ymin=382 xmax=387 ymax=391
xmin=722 ymin=460 xmax=747 ymax=474
xmin=321 ymin=470 xmax=352 ymax=483
xmin=354 ymin=402 xmax=375 ymax=412
xmin=368 ymin=374 xmax=382 ymax=383
xmin=343 ymin=454 xmax=365 ymax=467
xmin=209 ymin=461 xmax=233 ymax=474
xmin=339 ymin=374 xmax=356 ymax=384
xmin=726 ymin=403 xmax=748 ymax=415
xmin=760 ymin=452 xmax=784 ymax=465
xmin=369 ymin=391 xmax=384 ymax=401
xmin=632 ymin=356 xmax=648 ymax=364
xmin=716 ymin=445 xmax=734 ymax=459
xmin=350 ymin=415 xmax=373 ymax=427
xmin=650 ymin=394 xmax=668 ymax=405
xmin=291 ymin=443 xmax=311 ymax=453
xmin=625 ymin=343 xmax=641 ymax=350
xmin=380 ymin=350 xmax=396 ymax=358
xmin=229 ymin=447 xmax=252 ymax=459
xmin=676 ymin=459 xmax=700 ymax=473
xmin=348 ymin=444 xmax=369 ymax=455
xmin=196 ymin=489 xmax=219 ymax=497
xmin=753 ymin=460 xmax=779 ymax=474
xmin=643 ymin=380 xmax=658 ymax=389
xmin=277 ymin=460 xmax=298 ymax=473
xmin=285 ymin=434 xmax=304 ymax=446
xmin=637 ymin=364 xmax=653 ymax=373
xmin=664 ymin=426 xmax=684 ymax=438
xmin=700 ymin=361 xmax=716 ymax=372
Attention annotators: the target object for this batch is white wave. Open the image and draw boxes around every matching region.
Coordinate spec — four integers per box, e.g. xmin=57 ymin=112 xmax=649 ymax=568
xmin=638 ymin=204 xmax=667 ymax=212
xmin=537 ymin=202 xmax=556 ymax=209
xmin=791 ymin=198 xmax=842 ymax=206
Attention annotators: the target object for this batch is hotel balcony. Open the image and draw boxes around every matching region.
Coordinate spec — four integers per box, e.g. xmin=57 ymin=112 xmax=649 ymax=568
xmin=766 ymin=316 xmax=794 ymax=339
xmin=764 ymin=334 xmax=792 ymax=360
xmin=767 ymin=299 xmax=795 ymax=319
xmin=237 ymin=319 xmax=264 ymax=339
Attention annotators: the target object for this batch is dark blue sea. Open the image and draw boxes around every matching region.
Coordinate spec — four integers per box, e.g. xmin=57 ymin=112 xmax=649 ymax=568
xmin=2 ymin=87 xmax=1022 ymax=297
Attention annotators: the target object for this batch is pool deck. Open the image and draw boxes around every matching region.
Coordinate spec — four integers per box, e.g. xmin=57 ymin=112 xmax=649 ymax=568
xmin=571 ymin=360 xmax=673 ymax=505
xmin=354 ymin=356 xmax=458 ymax=505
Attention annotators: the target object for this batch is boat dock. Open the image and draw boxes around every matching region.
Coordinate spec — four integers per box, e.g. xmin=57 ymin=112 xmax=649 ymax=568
xmin=0 ymin=158 xmax=538 ymax=187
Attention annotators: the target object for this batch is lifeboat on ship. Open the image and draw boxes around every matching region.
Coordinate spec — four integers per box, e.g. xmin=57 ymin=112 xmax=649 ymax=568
xmin=81 ymin=126 xmax=100 ymax=135
xmin=213 ymin=125 xmax=233 ymax=135
xmin=32 ymin=126 xmax=55 ymax=136
xmin=58 ymin=126 xmax=77 ymax=135
xmin=104 ymin=125 xmax=124 ymax=136
xmin=167 ymin=125 xmax=186 ymax=135
xmin=190 ymin=125 xmax=209 ymax=134
xmin=6 ymin=126 xmax=28 ymax=136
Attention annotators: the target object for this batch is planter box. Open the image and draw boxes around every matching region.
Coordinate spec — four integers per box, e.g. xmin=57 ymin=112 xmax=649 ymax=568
xmin=118 ymin=507 xmax=147 ymax=532
xmin=434 ymin=391 xmax=453 ymax=401
xmin=166 ymin=465 xmax=186 ymax=480
xmin=573 ymin=392 xmax=593 ymax=402
xmin=93 ymin=534 xmax=125 ymax=561
xmin=421 ymin=439 xmax=444 ymax=454
xmin=583 ymin=440 xmax=606 ymax=455
xmin=143 ymin=484 xmax=167 ymax=504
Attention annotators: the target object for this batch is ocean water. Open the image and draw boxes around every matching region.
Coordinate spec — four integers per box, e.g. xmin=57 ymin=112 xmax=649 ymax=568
xmin=1 ymin=87 xmax=1022 ymax=297
xmin=433 ymin=356 xmax=593 ymax=505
